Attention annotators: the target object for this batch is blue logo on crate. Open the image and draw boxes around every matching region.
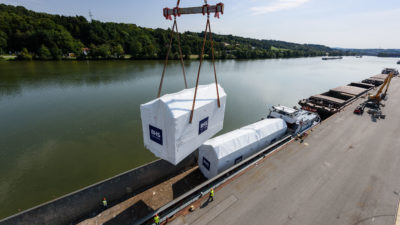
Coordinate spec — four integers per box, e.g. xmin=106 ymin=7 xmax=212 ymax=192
xmin=149 ymin=125 xmax=163 ymax=145
xmin=202 ymin=157 xmax=210 ymax=170
xmin=198 ymin=117 xmax=209 ymax=135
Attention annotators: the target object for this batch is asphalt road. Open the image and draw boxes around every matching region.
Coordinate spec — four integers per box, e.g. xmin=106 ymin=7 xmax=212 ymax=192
xmin=171 ymin=77 xmax=400 ymax=225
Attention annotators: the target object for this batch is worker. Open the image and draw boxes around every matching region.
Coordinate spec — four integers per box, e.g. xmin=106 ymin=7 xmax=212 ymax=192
xmin=102 ymin=197 xmax=108 ymax=209
xmin=209 ymin=188 xmax=214 ymax=202
xmin=154 ymin=214 xmax=160 ymax=225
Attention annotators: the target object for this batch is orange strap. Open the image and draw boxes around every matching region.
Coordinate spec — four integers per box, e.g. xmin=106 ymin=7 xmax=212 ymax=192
xmin=157 ymin=1 xmax=187 ymax=98
xmin=189 ymin=17 xmax=221 ymax=123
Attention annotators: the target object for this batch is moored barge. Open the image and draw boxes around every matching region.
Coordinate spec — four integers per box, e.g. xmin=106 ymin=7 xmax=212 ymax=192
xmin=299 ymin=79 xmax=375 ymax=119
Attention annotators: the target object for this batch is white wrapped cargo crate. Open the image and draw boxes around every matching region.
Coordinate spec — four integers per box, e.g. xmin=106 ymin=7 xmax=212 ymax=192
xmin=198 ymin=118 xmax=287 ymax=179
xmin=141 ymin=83 xmax=226 ymax=165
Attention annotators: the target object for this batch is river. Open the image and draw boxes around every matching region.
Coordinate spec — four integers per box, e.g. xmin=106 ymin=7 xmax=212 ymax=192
xmin=0 ymin=57 xmax=398 ymax=219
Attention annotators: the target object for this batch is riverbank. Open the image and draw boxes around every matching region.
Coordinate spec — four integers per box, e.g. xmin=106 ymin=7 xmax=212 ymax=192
xmin=2 ymin=54 xmax=397 ymax=61
xmin=0 ymin=53 xmax=336 ymax=61
xmin=0 ymin=55 xmax=16 ymax=60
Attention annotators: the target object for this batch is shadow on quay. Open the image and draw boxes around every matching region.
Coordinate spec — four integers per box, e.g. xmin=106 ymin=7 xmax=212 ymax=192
xmin=172 ymin=169 xmax=206 ymax=199
xmin=103 ymin=200 xmax=153 ymax=225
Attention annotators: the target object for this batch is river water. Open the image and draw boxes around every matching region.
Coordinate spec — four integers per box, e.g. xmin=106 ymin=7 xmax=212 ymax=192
xmin=0 ymin=57 xmax=398 ymax=218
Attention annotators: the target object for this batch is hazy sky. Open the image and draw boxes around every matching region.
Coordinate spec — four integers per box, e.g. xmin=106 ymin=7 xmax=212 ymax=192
xmin=2 ymin=0 xmax=400 ymax=48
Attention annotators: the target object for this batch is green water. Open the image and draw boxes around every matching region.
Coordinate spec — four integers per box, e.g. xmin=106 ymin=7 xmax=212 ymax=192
xmin=0 ymin=57 xmax=398 ymax=219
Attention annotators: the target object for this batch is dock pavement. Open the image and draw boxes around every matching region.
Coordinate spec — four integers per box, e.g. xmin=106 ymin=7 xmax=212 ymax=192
xmin=170 ymin=77 xmax=400 ymax=225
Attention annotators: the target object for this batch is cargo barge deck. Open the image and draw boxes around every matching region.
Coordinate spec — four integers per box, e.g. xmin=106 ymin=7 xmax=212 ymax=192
xmin=299 ymin=73 xmax=393 ymax=119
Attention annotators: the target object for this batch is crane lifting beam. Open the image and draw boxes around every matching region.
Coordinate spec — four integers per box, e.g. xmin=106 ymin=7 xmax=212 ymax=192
xmin=163 ymin=3 xmax=224 ymax=19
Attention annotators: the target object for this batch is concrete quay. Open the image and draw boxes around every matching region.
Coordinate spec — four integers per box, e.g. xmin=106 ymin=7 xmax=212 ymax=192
xmin=170 ymin=77 xmax=400 ymax=225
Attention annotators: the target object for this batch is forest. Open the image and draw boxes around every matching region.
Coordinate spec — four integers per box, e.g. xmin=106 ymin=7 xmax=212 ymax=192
xmin=0 ymin=4 xmax=348 ymax=60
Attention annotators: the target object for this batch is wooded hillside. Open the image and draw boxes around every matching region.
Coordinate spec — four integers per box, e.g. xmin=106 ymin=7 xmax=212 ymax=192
xmin=0 ymin=4 xmax=346 ymax=60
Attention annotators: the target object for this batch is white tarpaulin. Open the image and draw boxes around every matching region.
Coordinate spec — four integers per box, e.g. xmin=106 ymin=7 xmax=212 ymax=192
xmin=198 ymin=118 xmax=287 ymax=179
xmin=141 ymin=83 xmax=226 ymax=165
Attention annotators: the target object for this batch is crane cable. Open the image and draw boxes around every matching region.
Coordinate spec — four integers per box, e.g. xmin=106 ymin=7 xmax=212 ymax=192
xmin=158 ymin=0 xmax=188 ymax=98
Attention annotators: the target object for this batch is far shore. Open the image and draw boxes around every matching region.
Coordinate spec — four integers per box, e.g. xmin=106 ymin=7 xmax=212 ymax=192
xmin=0 ymin=54 xmax=208 ymax=61
xmin=0 ymin=54 xmax=358 ymax=62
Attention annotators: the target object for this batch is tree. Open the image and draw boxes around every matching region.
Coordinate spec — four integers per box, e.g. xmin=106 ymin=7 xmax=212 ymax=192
xmin=182 ymin=45 xmax=191 ymax=60
xmin=128 ymin=40 xmax=142 ymax=59
xmin=138 ymin=35 xmax=156 ymax=59
xmin=50 ymin=46 xmax=62 ymax=60
xmin=0 ymin=31 xmax=7 ymax=54
xmin=143 ymin=43 xmax=156 ymax=59
xmin=17 ymin=48 xmax=32 ymax=60
xmin=95 ymin=44 xmax=111 ymax=58
xmin=112 ymin=44 xmax=124 ymax=59
xmin=219 ymin=48 xmax=226 ymax=59
xmin=38 ymin=44 xmax=52 ymax=60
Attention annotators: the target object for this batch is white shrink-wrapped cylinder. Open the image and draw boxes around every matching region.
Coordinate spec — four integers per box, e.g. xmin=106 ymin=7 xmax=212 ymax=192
xmin=198 ymin=118 xmax=287 ymax=179
xmin=140 ymin=83 xmax=227 ymax=165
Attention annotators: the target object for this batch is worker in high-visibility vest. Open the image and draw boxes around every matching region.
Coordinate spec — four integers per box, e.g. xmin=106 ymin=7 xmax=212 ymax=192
xmin=154 ymin=214 xmax=160 ymax=225
xmin=102 ymin=197 xmax=108 ymax=209
xmin=209 ymin=188 xmax=214 ymax=202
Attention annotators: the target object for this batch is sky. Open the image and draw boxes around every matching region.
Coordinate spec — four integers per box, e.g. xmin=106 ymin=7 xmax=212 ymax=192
xmin=2 ymin=0 xmax=400 ymax=48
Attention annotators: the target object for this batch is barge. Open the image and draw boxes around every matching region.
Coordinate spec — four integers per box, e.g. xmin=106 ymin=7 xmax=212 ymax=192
xmin=382 ymin=68 xmax=399 ymax=76
xmin=322 ymin=56 xmax=343 ymax=60
xmin=362 ymin=77 xmax=384 ymax=86
xmin=349 ymin=82 xmax=375 ymax=89
xmin=299 ymin=81 xmax=374 ymax=119
xmin=362 ymin=73 xmax=390 ymax=87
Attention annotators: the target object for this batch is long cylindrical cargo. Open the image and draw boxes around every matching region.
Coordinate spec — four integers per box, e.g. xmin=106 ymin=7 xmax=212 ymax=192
xmin=198 ymin=118 xmax=287 ymax=179
xmin=141 ymin=83 xmax=227 ymax=165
